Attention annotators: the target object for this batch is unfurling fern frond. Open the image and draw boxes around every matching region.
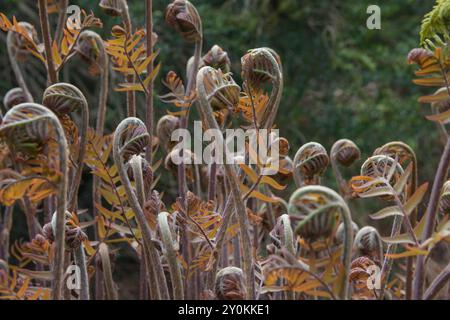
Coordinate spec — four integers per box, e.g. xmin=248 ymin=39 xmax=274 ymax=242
xmin=105 ymin=27 xmax=160 ymax=93
xmin=0 ymin=268 xmax=51 ymax=300
xmin=420 ymin=0 xmax=450 ymax=47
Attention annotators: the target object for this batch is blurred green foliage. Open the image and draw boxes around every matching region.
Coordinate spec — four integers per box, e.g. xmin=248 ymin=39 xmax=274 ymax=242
xmin=0 ymin=0 xmax=441 ymax=195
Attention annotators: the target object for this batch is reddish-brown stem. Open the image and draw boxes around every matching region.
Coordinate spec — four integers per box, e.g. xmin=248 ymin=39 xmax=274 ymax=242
xmin=423 ymin=263 xmax=450 ymax=300
xmin=38 ymin=0 xmax=58 ymax=84
xmin=145 ymin=0 xmax=154 ymax=165
xmin=413 ymin=138 xmax=450 ymax=299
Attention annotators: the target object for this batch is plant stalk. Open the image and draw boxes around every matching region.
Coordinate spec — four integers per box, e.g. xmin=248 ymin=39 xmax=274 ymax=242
xmin=38 ymin=0 xmax=58 ymax=84
xmin=413 ymin=138 xmax=450 ymax=299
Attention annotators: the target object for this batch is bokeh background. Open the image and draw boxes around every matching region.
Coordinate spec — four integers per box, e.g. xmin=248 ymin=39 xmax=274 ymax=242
xmin=0 ymin=0 xmax=442 ymax=298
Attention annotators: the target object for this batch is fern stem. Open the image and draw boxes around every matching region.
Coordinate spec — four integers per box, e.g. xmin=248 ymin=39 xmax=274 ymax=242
xmin=120 ymin=0 xmax=136 ymax=117
xmin=54 ymin=0 xmax=68 ymax=45
xmin=130 ymin=156 xmax=160 ymax=300
xmin=38 ymin=0 xmax=58 ymax=84
xmin=6 ymin=32 xmax=34 ymax=102
xmin=288 ymin=186 xmax=353 ymax=299
xmin=158 ymin=212 xmax=184 ymax=299
xmin=98 ymin=243 xmax=118 ymax=300
xmin=423 ymin=262 xmax=450 ymax=300
xmin=74 ymin=244 xmax=90 ymax=300
xmin=197 ymin=67 xmax=256 ymax=299
xmin=68 ymin=91 xmax=89 ymax=212
xmin=113 ymin=119 xmax=169 ymax=300
xmin=413 ymin=137 xmax=450 ymax=299
xmin=259 ymin=49 xmax=283 ymax=130
xmin=84 ymin=31 xmax=109 ymax=298
xmin=178 ymin=37 xmax=202 ymax=299
xmin=0 ymin=205 xmax=13 ymax=268
xmin=51 ymin=114 xmax=69 ymax=300
xmin=145 ymin=0 xmax=154 ymax=165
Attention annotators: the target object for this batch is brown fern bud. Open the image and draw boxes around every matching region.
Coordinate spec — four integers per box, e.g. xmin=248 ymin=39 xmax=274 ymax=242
xmin=349 ymin=256 xmax=378 ymax=285
xmin=293 ymin=142 xmax=329 ymax=184
xmin=203 ymin=45 xmax=231 ymax=73
xmin=439 ymin=180 xmax=450 ymax=214
xmin=42 ymin=83 xmax=87 ymax=115
xmin=289 ymin=194 xmax=337 ymax=242
xmin=48 ymin=211 xmax=87 ymax=250
xmin=407 ymin=48 xmax=433 ymax=65
xmin=200 ymin=67 xmax=240 ymax=111
xmin=111 ymin=25 xmax=127 ymax=36
xmin=361 ymin=155 xmax=403 ymax=184
xmin=119 ymin=123 xmax=150 ymax=161
xmin=241 ymin=48 xmax=281 ymax=89
xmin=42 ymin=222 xmax=54 ymax=242
xmin=144 ymin=190 xmax=165 ymax=217
xmin=65 ymin=225 xmax=88 ymax=249
xmin=156 ymin=115 xmax=180 ymax=151
xmin=214 ymin=267 xmax=246 ymax=300
xmin=75 ymin=31 xmax=106 ymax=76
xmin=354 ymin=226 xmax=383 ymax=261
xmin=273 ymin=156 xmax=293 ymax=185
xmin=164 ymin=148 xmax=196 ymax=181
xmin=10 ymin=22 xmax=39 ymax=62
xmin=332 ymin=139 xmax=360 ymax=167
xmin=165 ymin=0 xmax=202 ymax=43
xmin=3 ymin=88 xmax=28 ymax=110
xmin=126 ymin=155 xmax=154 ymax=193
xmin=99 ymin=0 xmax=123 ymax=16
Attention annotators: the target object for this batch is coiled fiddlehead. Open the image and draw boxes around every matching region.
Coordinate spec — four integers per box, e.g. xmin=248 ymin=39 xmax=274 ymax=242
xmin=157 ymin=212 xmax=184 ymax=299
xmin=44 ymin=210 xmax=89 ymax=300
xmin=165 ymin=0 xmax=202 ymax=43
xmin=165 ymin=2 xmax=203 ymax=244
xmin=288 ymin=185 xmax=353 ymax=299
xmin=215 ymin=267 xmax=246 ymax=300
xmin=197 ymin=66 xmax=255 ymax=299
xmin=354 ymin=226 xmax=383 ymax=264
xmin=156 ymin=115 xmax=180 ymax=152
xmin=0 ymin=103 xmax=68 ymax=300
xmin=293 ymin=142 xmax=329 ymax=187
xmin=6 ymin=22 xmax=37 ymax=103
xmin=98 ymin=242 xmax=118 ymax=300
xmin=3 ymin=88 xmax=28 ymax=111
xmin=356 ymin=155 xmax=407 ymax=298
xmin=113 ymin=117 xmax=169 ymax=299
xmin=241 ymin=47 xmax=283 ymax=130
xmin=330 ymin=139 xmax=360 ymax=197
xmin=43 ymin=83 xmax=89 ymax=211
xmin=75 ymin=30 xmax=109 ymax=135
xmin=201 ymin=67 xmax=240 ymax=112
xmin=439 ymin=180 xmax=450 ymax=214
xmin=202 ymin=45 xmax=231 ymax=73
xmin=373 ymin=141 xmax=418 ymax=299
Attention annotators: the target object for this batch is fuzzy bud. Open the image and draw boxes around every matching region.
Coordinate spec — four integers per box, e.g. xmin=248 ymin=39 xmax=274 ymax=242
xmin=214 ymin=267 xmax=246 ymax=300
xmin=165 ymin=0 xmax=202 ymax=42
